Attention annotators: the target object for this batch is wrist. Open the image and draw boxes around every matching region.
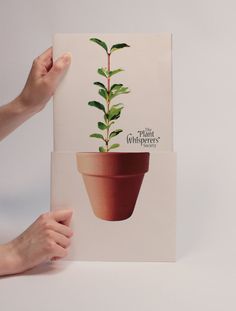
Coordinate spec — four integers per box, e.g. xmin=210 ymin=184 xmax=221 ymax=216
xmin=13 ymin=93 xmax=38 ymax=116
xmin=0 ymin=241 xmax=23 ymax=276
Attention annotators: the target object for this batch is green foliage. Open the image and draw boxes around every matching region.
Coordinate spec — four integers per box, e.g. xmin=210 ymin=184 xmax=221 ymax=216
xmin=109 ymin=85 xmax=130 ymax=100
xmin=97 ymin=67 xmax=123 ymax=78
xmin=108 ymin=104 xmax=124 ymax=121
xmin=98 ymin=122 xmax=107 ymax=130
xmin=99 ymin=146 xmax=106 ymax=152
xmin=109 ymin=129 xmax=123 ymax=139
xmin=88 ymin=101 xmax=106 ymax=113
xmin=98 ymin=67 xmax=109 ymax=78
xmin=104 ymin=113 xmax=108 ymax=123
xmin=94 ymin=81 xmax=107 ymax=90
xmin=109 ymin=68 xmax=123 ymax=77
xmin=110 ymin=83 xmax=123 ymax=91
xmin=108 ymin=121 xmax=115 ymax=128
xmin=99 ymin=88 xmax=108 ymax=101
xmin=90 ymin=38 xmax=108 ymax=52
xmin=90 ymin=38 xmax=130 ymax=55
xmin=109 ymin=144 xmax=120 ymax=151
xmin=90 ymin=133 xmax=104 ymax=140
xmin=89 ymin=38 xmax=130 ymax=152
xmin=110 ymin=43 xmax=130 ymax=53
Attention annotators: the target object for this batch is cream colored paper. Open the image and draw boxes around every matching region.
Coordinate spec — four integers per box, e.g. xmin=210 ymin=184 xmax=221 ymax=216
xmin=51 ymin=33 xmax=176 ymax=261
xmin=53 ymin=33 xmax=173 ymax=152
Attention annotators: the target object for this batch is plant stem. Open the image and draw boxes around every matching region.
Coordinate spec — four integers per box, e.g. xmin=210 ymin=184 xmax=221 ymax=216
xmin=108 ymin=53 xmax=111 ymax=93
xmin=106 ymin=52 xmax=111 ymax=152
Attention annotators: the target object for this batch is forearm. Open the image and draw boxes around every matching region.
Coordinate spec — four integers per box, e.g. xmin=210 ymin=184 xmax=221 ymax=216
xmin=0 ymin=95 xmax=37 ymax=142
xmin=0 ymin=242 xmax=20 ymax=276
xmin=0 ymin=209 xmax=73 ymax=276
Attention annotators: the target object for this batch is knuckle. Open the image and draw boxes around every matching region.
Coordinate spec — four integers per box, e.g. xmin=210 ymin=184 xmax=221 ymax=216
xmin=44 ymin=222 xmax=53 ymax=230
xmin=44 ymin=239 xmax=55 ymax=252
xmin=39 ymin=213 xmax=50 ymax=226
xmin=38 ymin=216 xmax=46 ymax=225
xmin=40 ymin=212 xmax=49 ymax=221
xmin=45 ymin=229 xmax=53 ymax=238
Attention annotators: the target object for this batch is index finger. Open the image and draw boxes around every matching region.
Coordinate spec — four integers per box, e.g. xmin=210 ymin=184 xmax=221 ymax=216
xmin=38 ymin=46 xmax=52 ymax=62
xmin=51 ymin=208 xmax=73 ymax=226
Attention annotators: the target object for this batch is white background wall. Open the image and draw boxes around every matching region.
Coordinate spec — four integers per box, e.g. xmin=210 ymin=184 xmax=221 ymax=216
xmin=1 ymin=0 xmax=236 ymax=310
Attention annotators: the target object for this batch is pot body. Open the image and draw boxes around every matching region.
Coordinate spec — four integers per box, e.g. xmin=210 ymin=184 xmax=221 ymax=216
xmin=76 ymin=152 xmax=150 ymax=221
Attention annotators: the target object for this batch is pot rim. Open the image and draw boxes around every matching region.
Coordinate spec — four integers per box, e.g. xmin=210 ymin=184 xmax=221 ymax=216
xmin=76 ymin=151 xmax=150 ymax=155
xmin=76 ymin=151 xmax=150 ymax=175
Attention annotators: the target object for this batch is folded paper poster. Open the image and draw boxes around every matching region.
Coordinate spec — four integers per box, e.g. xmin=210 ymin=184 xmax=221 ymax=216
xmin=51 ymin=33 xmax=176 ymax=261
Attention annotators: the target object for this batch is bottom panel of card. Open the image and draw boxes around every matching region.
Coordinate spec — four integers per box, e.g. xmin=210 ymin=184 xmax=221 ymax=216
xmin=51 ymin=151 xmax=176 ymax=262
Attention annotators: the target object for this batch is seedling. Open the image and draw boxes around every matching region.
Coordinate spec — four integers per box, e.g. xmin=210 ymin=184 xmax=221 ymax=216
xmin=88 ymin=38 xmax=130 ymax=152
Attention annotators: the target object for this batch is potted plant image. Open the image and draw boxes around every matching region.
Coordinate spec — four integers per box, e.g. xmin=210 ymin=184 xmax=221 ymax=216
xmin=76 ymin=38 xmax=150 ymax=221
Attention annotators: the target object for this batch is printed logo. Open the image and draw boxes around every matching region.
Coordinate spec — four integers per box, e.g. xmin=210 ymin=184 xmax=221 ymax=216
xmin=126 ymin=128 xmax=160 ymax=148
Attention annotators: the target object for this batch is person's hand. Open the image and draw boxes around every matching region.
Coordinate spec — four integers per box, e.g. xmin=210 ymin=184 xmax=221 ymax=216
xmin=0 ymin=209 xmax=73 ymax=275
xmin=19 ymin=47 xmax=71 ymax=113
xmin=0 ymin=47 xmax=71 ymax=141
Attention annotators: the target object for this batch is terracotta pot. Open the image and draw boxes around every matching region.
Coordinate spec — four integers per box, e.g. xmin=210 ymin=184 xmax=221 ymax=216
xmin=76 ymin=152 xmax=150 ymax=221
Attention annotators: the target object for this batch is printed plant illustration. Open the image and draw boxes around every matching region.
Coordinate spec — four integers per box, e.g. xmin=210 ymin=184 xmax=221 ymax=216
xmin=88 ymin=38 xmax=130 ymax=152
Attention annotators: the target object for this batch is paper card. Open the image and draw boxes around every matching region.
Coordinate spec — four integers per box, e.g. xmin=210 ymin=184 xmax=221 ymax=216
xmin=51 ymin=33 xmax=176 ymax=261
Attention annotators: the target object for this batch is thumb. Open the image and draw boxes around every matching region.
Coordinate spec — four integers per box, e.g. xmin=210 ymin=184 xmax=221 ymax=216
xmin=52 ymin=208 xmax=73 ymax=226
xmin=45 ymin=52 xmax=71 ymax=89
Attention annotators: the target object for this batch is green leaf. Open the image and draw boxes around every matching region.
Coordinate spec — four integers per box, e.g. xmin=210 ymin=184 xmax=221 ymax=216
xmin=110 ymin=83 xmax=123 ymax=91
xmin=109 ymin=129 xmax=123 ymax=139
xmin=108 ymin=143 xmax=120 ymax=151
xmin=108 ymin=121 xmax=115 ymax=128
xmin=109 ymin=103 xmax=124 ymax=112
xmin=98 ymin=67 xmax=109 ymax=78
xmin=110 ymin=111 xmax=121 ymax=121
xmin=88 ymin=101 xmax=106 ymax=113
xmin=109 ymin=68 xmax=124 ymax=77
xmin=99 ymin=146 xmax=106 ymax=152
xmin=99 ymin=88 xmax=108 ymax=101
xmin=110 ymin=43 xmax=130 ymax=53
xmin=90 ymin=38 xmax=108 ymax=53
xmin=98 ymin=68 xmax=123 ymax=78
xmin=111 ymin=103 xmax=124 ymax=108
xmin=104 ymin=113 xmax=108 ymax=123
xmin=94 ymin=82 xmax=107 ymax=91
xmin=103 ymin=116 xmax=114 ymax=128
xmin=98 ymin=122 xmax=107 ymax=130
xmin=109 ymin=86 xmax=130 ymax=100
xmin=108 ymin=104 xmax=124 ymax=121
xmin=90 ymin=133 xmax=104 ymax=140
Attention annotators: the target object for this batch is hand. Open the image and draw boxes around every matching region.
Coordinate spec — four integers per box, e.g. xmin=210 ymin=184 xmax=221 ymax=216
xmin=0 ymin=47 xmax=71 ymax=141
xmin=19 ymin=47 xmax=71 ymax=113
xmin=0 ymin=209 xmax=73 ymax=275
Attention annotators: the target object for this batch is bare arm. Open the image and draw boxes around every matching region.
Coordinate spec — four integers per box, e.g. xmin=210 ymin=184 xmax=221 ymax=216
xmin=0 ymin=209 xmax=73 ymax=276
xmin=0 ymin=48 xmax=73 ymax=276
xmin=0 ymin=47 xmax=71 ymax=141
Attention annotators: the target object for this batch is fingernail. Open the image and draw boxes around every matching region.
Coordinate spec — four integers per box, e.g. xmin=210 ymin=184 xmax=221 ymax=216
xmin=61 ymin=52 xmax=71 ymax=64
